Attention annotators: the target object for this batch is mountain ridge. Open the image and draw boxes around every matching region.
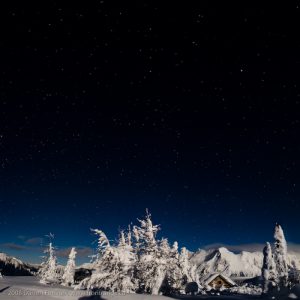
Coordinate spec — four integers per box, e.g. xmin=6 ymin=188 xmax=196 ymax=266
xmin=0 ymin=252 xmax=38 ymax=276
xmin=190 ymin=247 xmax=300 ymax=278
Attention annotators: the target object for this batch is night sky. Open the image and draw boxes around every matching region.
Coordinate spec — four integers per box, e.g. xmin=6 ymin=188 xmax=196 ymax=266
xmin=0 ymin=2 xmax=300 ymax=264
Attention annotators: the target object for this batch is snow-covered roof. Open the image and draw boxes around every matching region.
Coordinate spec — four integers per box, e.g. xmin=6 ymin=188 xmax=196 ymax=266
xmin=202 ymin=273 xmax=237 ymax=287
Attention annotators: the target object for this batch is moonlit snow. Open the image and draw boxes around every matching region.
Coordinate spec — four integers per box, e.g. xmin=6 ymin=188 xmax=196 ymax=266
xmin=1 ymin=218 xmax=299 ymax=299
xmin=0 ymin=276 xmax=262 ymax=300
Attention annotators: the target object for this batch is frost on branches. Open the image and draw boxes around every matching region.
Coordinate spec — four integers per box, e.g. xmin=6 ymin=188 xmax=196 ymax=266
xmin=134 ymin=211 xmax=185 ymax=295
xmin=262 ymin=224 xmax=291 ymax=297
xmin=134 ymin=210 xmax=161 ymax=294
xmin=76 ymin=210 xmax=194 ymax=295
xmin=179 ymin=247 xmax=196 ymax=284
xmin=38 ymin=242 xmax=61 ymax=284
xmin=62 ymin=247 xmax=77 ymax=287
xmin=261 ymin=242 xmax=276 ymax=294
xmin=137 ymin=213 xmax=195 ymax=295
xmin=76 ymin=228 xmax=136 ymax=293
xmin=273 ymin=224 xmax=288 ymax=287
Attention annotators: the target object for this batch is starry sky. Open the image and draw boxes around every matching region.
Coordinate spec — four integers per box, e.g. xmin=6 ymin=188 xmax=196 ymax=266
xmin=0 ymin=2 xmax=300 ymax=264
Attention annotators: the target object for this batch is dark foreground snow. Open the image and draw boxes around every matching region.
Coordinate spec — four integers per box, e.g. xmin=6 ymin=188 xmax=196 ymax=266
xmin=0 ymin=277 xmax=260 ymax=300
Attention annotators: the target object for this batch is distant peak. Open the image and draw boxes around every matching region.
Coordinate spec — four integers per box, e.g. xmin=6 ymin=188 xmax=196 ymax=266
xmin=218 ymin=247 xmax=230 ymax=253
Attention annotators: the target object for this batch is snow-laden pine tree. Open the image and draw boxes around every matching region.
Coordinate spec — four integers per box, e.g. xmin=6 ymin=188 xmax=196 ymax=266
xmin=179 ymin=247 xmax=195 ymax=285
xmin=273 ymin=224 xmax=289 ymax=287
xmin=76 ymin=211 xmax=192 ymax=294
xmin=76 ymin=228 xmax=111 ymax=290
xmin=160 ymin=240 xmax=184 ymax=294
xmin=77 ymin=228 xmax=136 ymax=293
xmin=151 ymin=238 xmax=171 ymax=295
xmin=133 ymin=211 xmax=186 ymax=295
xmin=112 ymin=230 xmax=137 ymax=292
xmin=169 ymin=241 xmax=183 ymax=290
xmin=134 ymin=210 xmax=160 ymax=250
xmin=92 ymin=228 xmax=111 ymax=263
xmin=38 ymin=242 xmax=60 ymax=284
xmin=262 ymin=242 xmax=276 ymax=294
xmin=133 ymin=211 xmax=162 ymax=294
xmin=62 ymin=247 xmax=77 ymax=287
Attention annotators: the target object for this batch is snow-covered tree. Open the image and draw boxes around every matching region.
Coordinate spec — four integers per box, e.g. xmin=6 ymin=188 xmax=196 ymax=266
xmin=76 ymin=210 xmax=191 ymax=295
xmin=118 ymin=230 xmax=126 ymax=247
xmin=38 ymin=242 xmax=60 ymax=284
xmin=262 ymin=242 xmax=276 ymax=294
xmin=152 ymin=238 xmax=171 ymax=294
xmin=114 ymin=229 xmax=138 ymax=292
xmin=179 ymin=247 xmax=193 ymax=283
xmin=160 ymin=240 xmax=184 ymax=294
xmin=127 ymin=225 xmax=132 ymax=247
xmin=273 ymin=224 xmax=288 ymax=287
xmin=133 ymin=211 xmax=187 ymax=295
xmin=77 ymin=228 xmax=136 ymax=293
xmin=62 ymin=247 xmax=77 ymax=287
xmin=134 ymin=211 xmax=162 ymax=294
xmin=91 ymin=228 xmax=110 ymax=264
xmin=133 ymin=210 xmax=160 ymax=251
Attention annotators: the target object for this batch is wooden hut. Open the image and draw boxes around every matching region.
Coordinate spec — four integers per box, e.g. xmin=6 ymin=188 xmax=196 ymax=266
xmin=203 ymin=273 xmax=236 ymax=290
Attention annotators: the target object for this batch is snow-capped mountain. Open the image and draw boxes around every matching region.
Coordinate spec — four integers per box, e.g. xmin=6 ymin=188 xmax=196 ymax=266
xmin=190 ymin=247 xmax=263 ymax=278
xmin=0 ymin=252 xmax=38 ymax=276
xmin=190 ymin=247 xmax=300 ymax=278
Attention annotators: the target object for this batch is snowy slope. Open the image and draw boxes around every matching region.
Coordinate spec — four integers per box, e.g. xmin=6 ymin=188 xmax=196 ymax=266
xmin=0 ymin=252 xmax=36 ymax=276
xmin=0 ymin=276 xmax=173 ymax=300
xmin=190 ymin=247 xmax=300 ymax=278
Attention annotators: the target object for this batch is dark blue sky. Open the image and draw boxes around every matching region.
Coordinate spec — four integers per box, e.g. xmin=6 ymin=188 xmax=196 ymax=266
xmin=0 ymin=3 xmax=300 ymax=263
xmin=1 ymin=152 xmax=299 ymax=264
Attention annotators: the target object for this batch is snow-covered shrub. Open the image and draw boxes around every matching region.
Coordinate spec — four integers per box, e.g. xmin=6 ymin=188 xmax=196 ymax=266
xmin=38 ymin=242 xmax=61 ymax=284
xmin=229 ymin=284 xmax=262 ymax=295
xmin=62 ymin=247 xmax=77 ymax=286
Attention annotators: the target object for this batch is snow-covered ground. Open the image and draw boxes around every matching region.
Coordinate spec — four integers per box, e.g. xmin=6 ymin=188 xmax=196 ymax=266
xmin=0 ymin=277 xmax=260 ymax=300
